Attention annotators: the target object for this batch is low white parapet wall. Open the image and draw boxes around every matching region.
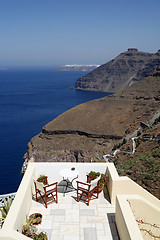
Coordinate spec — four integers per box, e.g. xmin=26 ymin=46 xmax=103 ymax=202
xmin=107 ymin=163 xmax=160 ymax=207
xmin=116 ymin=195 xmax=160 ymax=240
xmin=34 ymin=162 xmax=108 ymax=184
xmin=0 ymin=163 xmax=36 ymax=240
xmin=107 ymin=163 xmax=160 ymax=240
xmin=116 ymin=195 xmax=143 ymax=240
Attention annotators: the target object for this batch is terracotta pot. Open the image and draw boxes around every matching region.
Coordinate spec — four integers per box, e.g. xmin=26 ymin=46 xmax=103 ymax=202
xmin=37 ymin=176 xmax=48 ymax=185
xmin=99 ymin=183 xmax=105 ymax=192
xmin=29 ymin=213 xmax=42 ymax=225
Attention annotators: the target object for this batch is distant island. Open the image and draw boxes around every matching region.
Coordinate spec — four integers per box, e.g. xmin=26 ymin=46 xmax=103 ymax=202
xmin=55 ymin=64 xmax=100 ymax=71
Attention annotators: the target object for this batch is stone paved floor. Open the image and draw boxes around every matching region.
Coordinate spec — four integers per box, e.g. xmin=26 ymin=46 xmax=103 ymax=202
xmin=29 ymin=190 xmax=119 ymax=240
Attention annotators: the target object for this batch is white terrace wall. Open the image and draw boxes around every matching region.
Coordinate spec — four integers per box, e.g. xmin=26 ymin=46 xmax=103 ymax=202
xmin=116 ymin=195 xmax=143 ymax=240
xmin=116 ymin=195 xmax=160 ymax=240
xmin=0 ymin=164 xmax=36 ymax=240
xmin=106 ymin=163 xmax=160 ymax=207
xmin=107 ymin=163 xmax=160 ymax=240
xmin=34 ymin=162 xmax=108 ymax=184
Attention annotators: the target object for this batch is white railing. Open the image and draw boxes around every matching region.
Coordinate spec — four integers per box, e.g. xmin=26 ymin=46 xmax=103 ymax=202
xmin=0 ymin=192 xmax=16 ymax=208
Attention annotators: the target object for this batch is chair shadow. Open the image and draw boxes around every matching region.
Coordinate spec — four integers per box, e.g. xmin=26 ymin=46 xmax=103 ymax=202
xmin=71 ymin=195 xmax=89 ymax=206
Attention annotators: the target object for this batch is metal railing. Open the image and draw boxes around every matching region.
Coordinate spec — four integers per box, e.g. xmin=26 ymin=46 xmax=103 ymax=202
xmin=0 ymin=192 xmax=16 ymax=228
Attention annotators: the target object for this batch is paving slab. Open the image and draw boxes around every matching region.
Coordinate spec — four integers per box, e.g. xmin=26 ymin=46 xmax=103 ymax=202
xmin=29 ymin=190 xmax=119 ymax=240
xmin=84 ymin=228 xmax=97 ymax=240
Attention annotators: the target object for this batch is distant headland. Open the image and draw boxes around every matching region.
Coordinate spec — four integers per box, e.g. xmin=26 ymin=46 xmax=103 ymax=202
xmin=75 ymin=48 xmax=160 ymax=92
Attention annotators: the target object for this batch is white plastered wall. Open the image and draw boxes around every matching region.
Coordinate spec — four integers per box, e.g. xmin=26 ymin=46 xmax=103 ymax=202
xmin=0 ymin=163 xmax=36 ymax=240
xmin=107 ymin=163 xmax=160 ymax=207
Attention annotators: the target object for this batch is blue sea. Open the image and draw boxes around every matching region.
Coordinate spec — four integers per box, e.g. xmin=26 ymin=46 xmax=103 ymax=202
xmin=0 ymin=68 xmax=110 ymax=195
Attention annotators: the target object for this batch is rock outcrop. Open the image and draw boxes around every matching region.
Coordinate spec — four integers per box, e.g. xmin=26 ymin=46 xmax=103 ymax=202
xmin=75 ymin=49 xmax=160 ymax=92
xmin=24 ymin=67 xmax=160 ymax=164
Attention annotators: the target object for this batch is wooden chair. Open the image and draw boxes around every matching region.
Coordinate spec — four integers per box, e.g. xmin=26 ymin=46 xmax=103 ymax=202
xmin=76 ymin=175 xmax=101 ymax=206
xmin=33 ymin=178 xmax=58 ymax=208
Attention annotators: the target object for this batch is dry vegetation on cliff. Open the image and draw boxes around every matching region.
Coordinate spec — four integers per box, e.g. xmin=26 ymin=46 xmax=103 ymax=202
xmin=112 ymin=124 xmax=160 ymax=199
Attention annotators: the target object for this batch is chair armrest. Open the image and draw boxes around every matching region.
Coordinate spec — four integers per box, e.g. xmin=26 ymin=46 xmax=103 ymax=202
xmin=44 ymin=182 xmax=58 ymax=192
xmin=46 ymin=182 xmax=58 ymax=187
xmin=77 ymin=181 xmax=91 ymax=191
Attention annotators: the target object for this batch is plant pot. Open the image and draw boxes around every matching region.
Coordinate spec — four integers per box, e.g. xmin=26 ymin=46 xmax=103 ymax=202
xmin=29 ymin=213 xmax=42 ymax=225
xmin=95 ymin=183 xmax=104 ymax=193
xmin=99 ymin=183 xmax=105 ymax=192
xmin=37 ymin=176 xmax=48 ymax=185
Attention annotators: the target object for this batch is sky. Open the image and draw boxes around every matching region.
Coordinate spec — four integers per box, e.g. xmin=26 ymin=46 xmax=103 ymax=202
xmin=0 ymin=0 xmax=160 ymax=67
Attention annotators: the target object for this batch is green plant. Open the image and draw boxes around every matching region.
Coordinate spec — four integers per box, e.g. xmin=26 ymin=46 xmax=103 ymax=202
xmin=34 ymin=232 xmax=48 ymax=240
xmin=88 ymin=171 xmax=100 ymax=180
xmin=99 ymin=173 xmax=108 ymax=186
xmin=0 ymin=196 xmax=14 ymax=221
xmin=22 ymin=216 xmax=48 ymax=239
xmin=37 ymin=175 xmax=48 ymax=185
xmin=29 ymin=213 xmax=42 ymax=225
xmin=22 ymin=216 xmax=37 ymax=237
xmin=113 ymin=158 xmax=118 ymax=164
xmin=88 ymin=171 xmax=108 ymax=187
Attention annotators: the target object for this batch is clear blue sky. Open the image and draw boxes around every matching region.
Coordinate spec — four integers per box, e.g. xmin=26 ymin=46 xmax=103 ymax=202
xmin=0 ymin=0 xmax=160 ymax=67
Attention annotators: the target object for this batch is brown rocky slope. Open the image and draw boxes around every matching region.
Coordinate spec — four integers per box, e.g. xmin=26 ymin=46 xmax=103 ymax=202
xmin=24 ymin=67 xmax=160 ymax=165
xmin=75 ymin=48 xmax=160 ymax=92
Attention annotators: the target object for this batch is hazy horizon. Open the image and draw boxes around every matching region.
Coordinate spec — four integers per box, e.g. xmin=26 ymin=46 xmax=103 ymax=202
xmin=1 ymin=0 xmax=160 ymax=68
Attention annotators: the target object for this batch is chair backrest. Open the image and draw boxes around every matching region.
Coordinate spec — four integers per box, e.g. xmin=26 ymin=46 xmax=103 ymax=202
xmin=33 ymin=178 xmax=45 ymax=194
xmin=90 ymin=176 xmax=101 ymax=191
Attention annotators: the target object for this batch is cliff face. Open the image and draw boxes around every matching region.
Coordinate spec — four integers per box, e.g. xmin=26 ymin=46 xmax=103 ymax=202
xmin=75 ymin=49 xmax=160 ymax=92
xmin=24 ymin=67 xmax=160 ymax=164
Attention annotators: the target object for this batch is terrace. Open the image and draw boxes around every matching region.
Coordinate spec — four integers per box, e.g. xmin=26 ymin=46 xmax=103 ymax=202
xmin=0 ymin=162 xmax=159 ymax=240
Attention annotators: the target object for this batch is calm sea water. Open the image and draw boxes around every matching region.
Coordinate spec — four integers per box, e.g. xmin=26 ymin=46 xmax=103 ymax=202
xmin=0 ymin=69 xmax=110 ymax=194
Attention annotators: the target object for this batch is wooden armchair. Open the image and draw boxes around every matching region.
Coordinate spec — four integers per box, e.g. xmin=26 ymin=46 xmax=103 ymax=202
xmin=76 ymin=175 xmax=101 ymax=206
xmin=33 ymin=178 xmax=58 ymax=208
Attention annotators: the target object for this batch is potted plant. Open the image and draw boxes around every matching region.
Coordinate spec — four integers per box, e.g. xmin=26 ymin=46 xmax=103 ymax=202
xmin=98 ymin=173 xmax=108 ymax=191
xmin=22 ymin=216 xmax=37 ymax=238
xmin=22 ymin=216 xmax=48 ymax=239
xmin=29 ymin=213 xmax=42 ymax=225
xmin=88 ymin=171 xmax=108 ymax=192
xmin=34 ymin=232 xmax=48 ymax=240
xmin=37 ymin=175 xmax=48 ymax=185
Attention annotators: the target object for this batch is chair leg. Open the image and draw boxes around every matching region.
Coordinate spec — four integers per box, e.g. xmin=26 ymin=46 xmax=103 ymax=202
xmin=77 ymin=188 xmax=80 ymax=202
xmin=87 ymin=192 xmax=90 ymax=206
xmin=35 ymin=190 xmax=38 ymax=202
xmin=56 ymin=191 xmax=58 ymax=203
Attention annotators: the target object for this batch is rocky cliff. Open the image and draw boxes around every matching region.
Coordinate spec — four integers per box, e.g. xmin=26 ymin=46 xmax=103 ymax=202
xmin=24 ymin=67 xmax=160 ymax=165
xmin=75 ymin=49 xmax=160 ymax=92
